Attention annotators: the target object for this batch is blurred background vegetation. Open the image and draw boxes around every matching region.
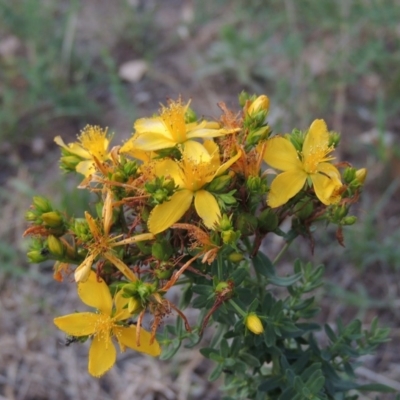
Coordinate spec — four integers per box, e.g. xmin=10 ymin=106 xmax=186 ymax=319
xmin=1 ymin=0 xmax=400 ymax=399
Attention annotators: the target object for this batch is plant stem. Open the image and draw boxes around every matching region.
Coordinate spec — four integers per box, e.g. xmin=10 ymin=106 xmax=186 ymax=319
xmin=273 ymin=241 xmax=292 ymax=265
xmin=228 ymin=299 xmax=247 ymax=318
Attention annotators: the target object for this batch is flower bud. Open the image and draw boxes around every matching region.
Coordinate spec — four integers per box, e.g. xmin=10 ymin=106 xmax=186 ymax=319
xmin=184 ymin=107 xmax=197 ymax=123
xmin=207 ymin=175 xmax=231 ymax=192
xmin=293 ymin=199 xmax=314 ymax=220
xmin=247 ymin=95 xmax=270 ymax=116
xmin=60 ymin=155 xmax=81 ymax=170
xmin=25 ymin=210 xmax=38 ymax=222
xmin=47 ymin=235 xmax=65 ymax=257
xmin=215 ymin=281 xmax=230 ymax=293
xmin=33 ymin=196 xmax=52 ymax=213
xmin=228 ymin=252 xmax=244 ymax=263
xmin=342 ymin=216 xmax=357 ymax=225
xmin=128 ymin=297 xmax=142 ymax=314
xmin=258 ymin=208 xmax=279 ymax=232
xmin=343 ymin=167 xmax=356 ymax=184
xmin=27 ymin=250 xmax=48 ymax=263
xmin=245 ymin=313 xmax=264 ymax=335
xmin=221 ymin=229 xmax=240 ymax=245
xmin=355 ymin=168 xmax=367 ymax=185
xmin=328 ymin=131 xmax=341 ymax=148
xmin=246 ymin=126 xmax=271 ymax=146
xmin=41 ymin=211 xmax=64 ymax=228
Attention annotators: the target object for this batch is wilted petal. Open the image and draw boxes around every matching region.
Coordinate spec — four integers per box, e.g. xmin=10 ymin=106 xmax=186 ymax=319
xmin=148 ymin=189 xmax=193 ymax=234
xmin=54 ymin=312 xmax=98 ymax=336
xmin=88 ymin=334 xmax=117 ymax=377
xmin=194 ymin=190 xmax=221 ymax=228
xmin=74 ymin=254 xmax=95 ymax=283
xmin=263 ymin=137 xmax=302 ymax=171
xmin=268 ymin=169 xmax=307 ymax=208
xmin=115 ymin=325 xmax=161 ymax=356
xmin=78 ymin=271 xmax=113 ymax=315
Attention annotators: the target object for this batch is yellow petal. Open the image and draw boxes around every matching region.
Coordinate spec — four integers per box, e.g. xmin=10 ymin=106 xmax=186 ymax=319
xmin=148 ymin=189 xmax=193 ymax=234
xmin=78 ymin=270 xmax=113 ymax=315
xmin=194 ymin=190 xmax=221 ymax=228
xmin=263 ymin=137 xmax=302 ymax=171
xmin=88 ymin=334 xmax=117 ymax=377
xmin=54 ymin=312 xmax=98 ymax=336
xmin=303 ymin=119 xmax=329 ymax=159
xmin=154 ymin=159 xmax=185 ymax=188
xmin=215 ymin=149 xmax=242 ymax=177
xmin=135 ymin=117 xmax=168 ymax=135
xmin=133 ymin=132 xmax=177 ymax=151
xmin=85 ymin=211 xmax=101 ymax=241
xmin=181 ymin=140 xmax=212 ymax=162
xmin=104 ymin=251 xmax=138 ymax=282
xmin=76 ymin=160 xmax=96 ymax=177
xmin=268 ymin=169 xmax=307 ymax=208
xmin=311 ymin=164 xmax=342 ymax=205
xmin=54 ymin=136 xmax=90 ymax=159
xmin=115 ymin=326 xmax=161 ymax=357
xmin=186 ymin=123 xmax=234 ymax=139
xmin=114 ymin=290 xmax=131 ymax=321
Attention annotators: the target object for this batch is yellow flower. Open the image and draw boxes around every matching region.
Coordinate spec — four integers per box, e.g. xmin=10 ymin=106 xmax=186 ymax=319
xmin=263 ymin=119 xmax=342 ymax=208
xmin=54 ymin=271 xmax=160 ymax=377
xmin=245 ymin=313 xmax=264 ymax=335
xmin=75 ymin=191 xmax=154 ymax=282
xmin=125 ymin=99 xmax=235 ymax=159
xmin=148 ymin=141 xmax=241 ymax=234
xmin=54 ymin=125 xmax=112 ymax=177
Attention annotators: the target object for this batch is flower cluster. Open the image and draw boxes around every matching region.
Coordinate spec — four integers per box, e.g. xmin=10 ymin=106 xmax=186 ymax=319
xmin=24 ymin=94 xmax=366 ymax=379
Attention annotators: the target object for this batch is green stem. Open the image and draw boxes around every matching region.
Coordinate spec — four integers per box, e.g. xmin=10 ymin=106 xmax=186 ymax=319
xmin=229 ymin=299 xmax=247 ymax=318
xmin=272 ymin=240 xmax=292 ymax=265
xmin=217 ymin=253 xmax=223 ymax=281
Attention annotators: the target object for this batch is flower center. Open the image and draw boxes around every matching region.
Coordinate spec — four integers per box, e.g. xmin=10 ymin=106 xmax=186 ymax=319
xmin=302 ymin=145 xmax=334 ymax=174
xmin=93 ymin=314 xmax=116 ymax=345
xmin=79 ymin=126 xmax=109 ymax=161
xmin=161 ymin=102 xmax=187 ymax=143
xmin=181 ymin=158 xmax=216 ymax=191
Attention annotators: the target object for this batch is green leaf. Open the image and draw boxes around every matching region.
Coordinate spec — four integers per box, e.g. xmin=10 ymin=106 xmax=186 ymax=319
xmin=192 ymin=284 xmax=214 ymax=295
xmin=239 ymin=352 xmax=261 ymax=368
xmin=268 ymin=273 xmax=302 ymax=287
xmin=258 ymin=376 xmax=283 ymax=392
xmin=209 ymin=363 xmax=224 ymax=382
xmin=357 ymin=383 xmax=396 ymax=393
xmin=160 ymin=338 xmax=181 ymax=360
xmin=324 ymin=324 xmax=337 ymax=342
xmin=252 ymin=252 xmax=275 ymax=277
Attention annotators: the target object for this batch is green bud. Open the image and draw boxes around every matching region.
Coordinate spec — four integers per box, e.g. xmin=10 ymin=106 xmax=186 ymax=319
xmin=123 ymin=160 xmax=139 ymax=176
xmin=293 ymin=199 xmax=314 ymax=220
xmin=228 ymin=252 xmax=244 ymax=263
xmin=73 ymin=219 xmax=92 ymax=242
xmin=60 ymin=155 xmax=81 ymax=170
xmin=162 ymin=178 xmax=176 ymax=193
xmin=111 ymin=171 xmax=125 ymax=183
xmin=342 ymin=216 xmax=357 ymax=225
xmin=207 ymin=175 xmax=231 ymax=192
xmin=246 ymin=126 xmax=270 ymax=146
xmin=221 ymin=229 xmax=240 ymax=245
xmin=33 ymin=196 xmax=52 ymax=213
xmin=128 ymin=297 xmax=142 ymax=314
xmin=185 ymin=107 xmax=197 ymax=123
xmin=329 ymin=131 xmax=341 ymax=148
xmin=27 ymin=250 xmax=48 ymax=263
xmin=343 ymin=167 xmax=357 ymax=184
xmin=137 ymin=282 xmax=155 ymax=300
xmin=47 ymin=235 xmax=65 ymax=257
xmin=235 ymin=213 xmax=258 ymax=236
xmin=152 ymin=240 xmax=173 ymax=261
xmin=258 ymin=208 xmax=279 ymax=232
xmin=238 ymin=91 xmax=251 ymax=107
xmin=25 ymin=210 xmax=38 ymax=222
xmin=41 ymin=211 xmax=64 ymax=228
xmin=219 ymin=214 xmax=233 ymax=231
xmin=334 ymin=205 xmax=348 ymax=220
xmin=215 ymin=281 xmax=229 ymax=293
xmin=154 ymin=264 xmax=173 ymax=279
